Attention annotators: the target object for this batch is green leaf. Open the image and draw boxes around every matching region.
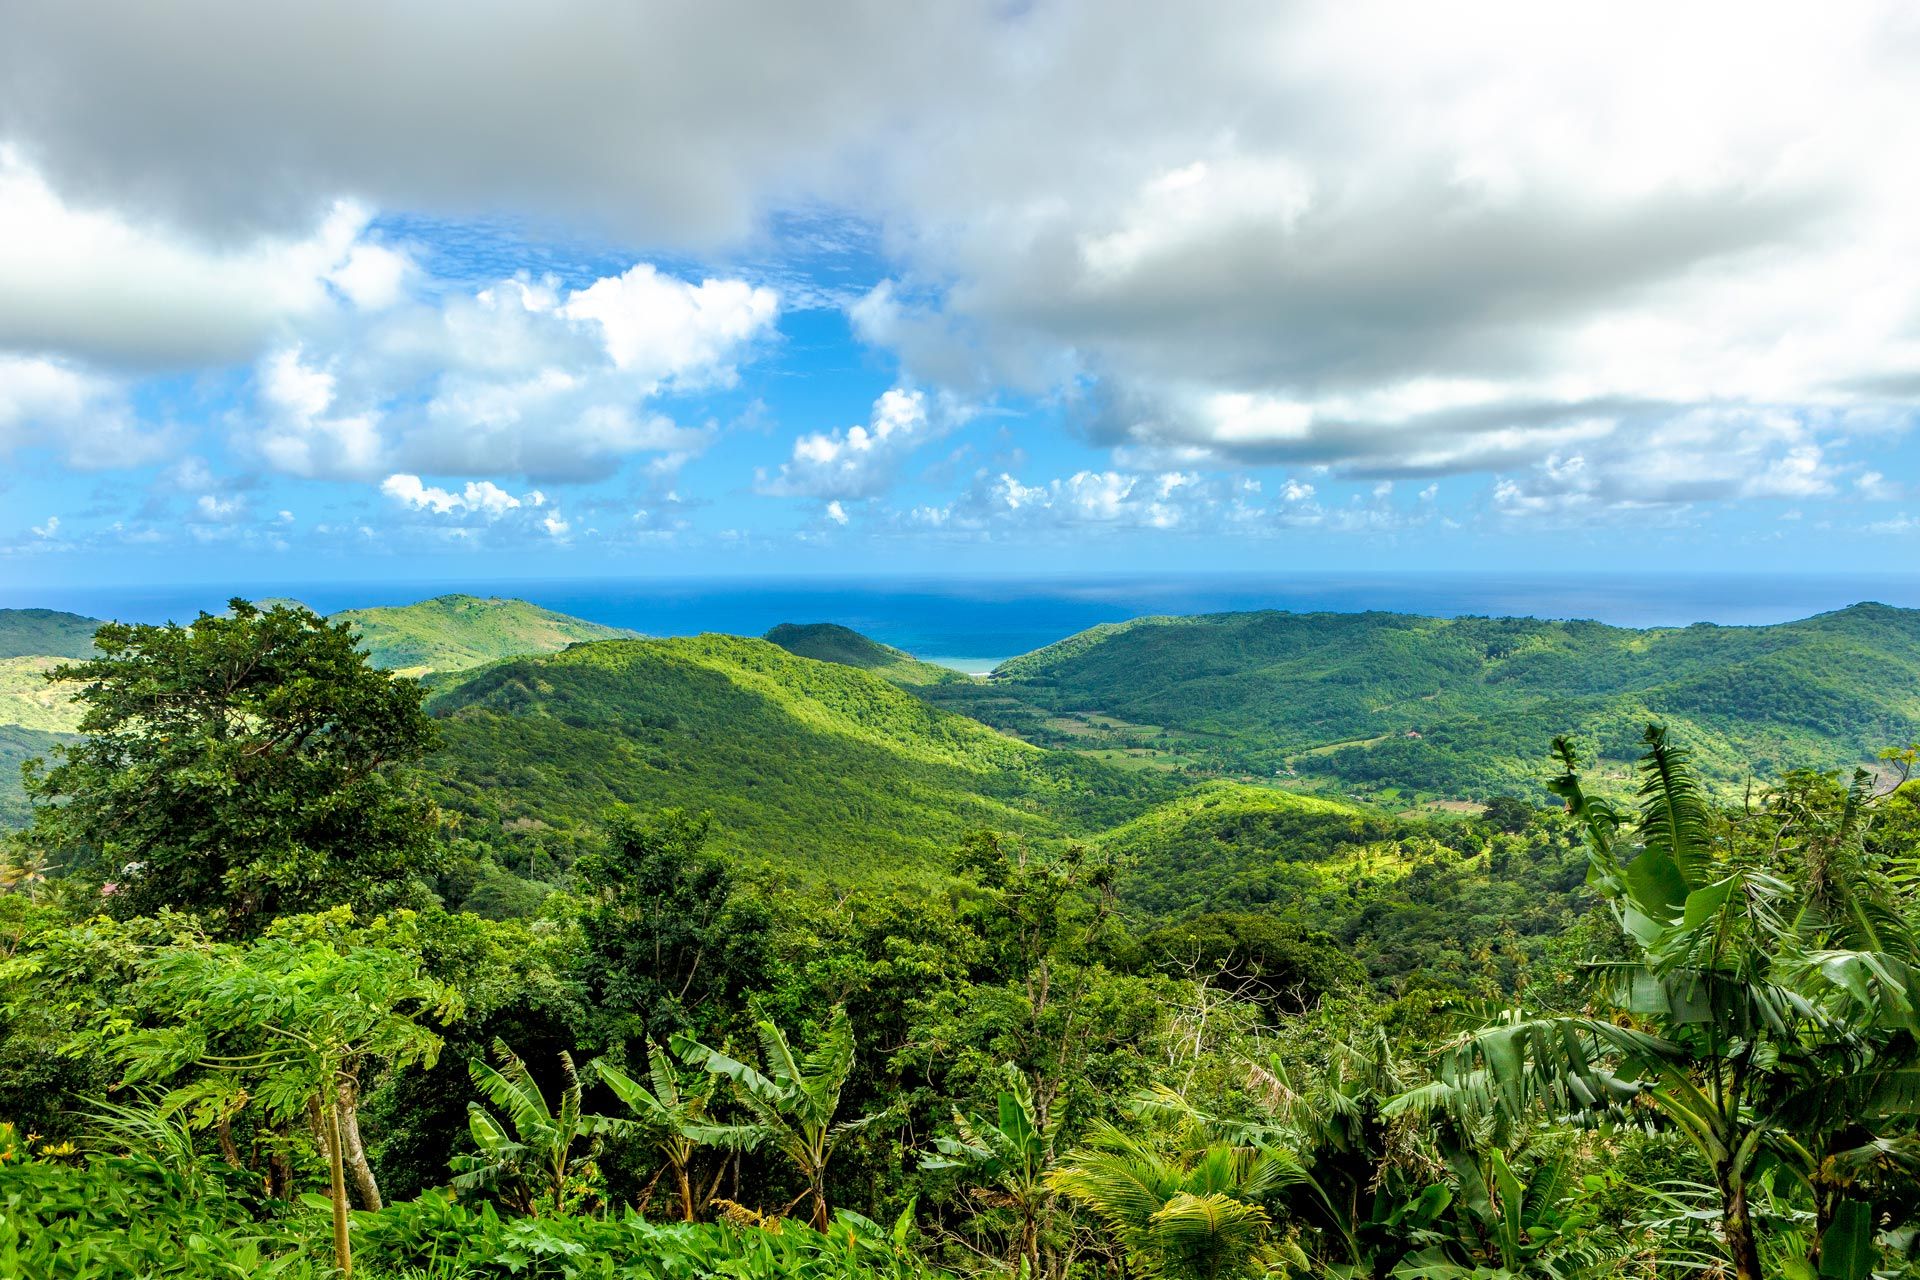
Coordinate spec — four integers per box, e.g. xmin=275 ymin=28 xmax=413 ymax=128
xmin=1819 ymin=1200 xmax=1875 ymax=1280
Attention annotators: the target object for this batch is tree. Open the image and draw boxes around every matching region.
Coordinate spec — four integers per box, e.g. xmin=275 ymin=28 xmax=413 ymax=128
xmin=674 ymin=1006 xmax=883 ymax=1230
xmin=575 ymin=808 xmax=769 ymax=1054
xmin=1421 ymin=727 xmax=1920 ymax=1280
xmin=113 ymin=918 xmax=460 ymax=1279
xmin=1480 ymin=795 xmax=1536 ymax=834
xmin=19 ymin=599 xmax=443 ymax=934
xmin=944 ymin=833 xmax=1132 ymax=1137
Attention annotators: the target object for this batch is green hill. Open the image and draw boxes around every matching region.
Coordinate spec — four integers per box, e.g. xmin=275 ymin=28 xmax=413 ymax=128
xmin=0 ymin=657 xmax=87 ymax=734
xmin=335 ymin=594 xmax=636 ymax=675
xmin=425 ymin=633 xmax=1171 ymax=887
xmin=0 ymin=609 xmax=102 ymax=660
xmin=932 ymin=603 xmax=1920 ymax=800
xmin=764 ymin=622 xmax=969 ymax=686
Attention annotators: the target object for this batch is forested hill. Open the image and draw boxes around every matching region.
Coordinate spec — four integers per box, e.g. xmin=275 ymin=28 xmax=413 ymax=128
xmin=423 ymin=633 xmax=1172 ymax=888
xmin=0 ymin=608 xmax=103 ymax=659
xmin=764 ymin=621 xmax=969 ymax=686
xmin=0 ymin=612 xmax=100 ymax=822
xmin=934 ymin=602 xmax=1920 ymax=799
xmin=334 ymin=594 xmax=637 ymax=674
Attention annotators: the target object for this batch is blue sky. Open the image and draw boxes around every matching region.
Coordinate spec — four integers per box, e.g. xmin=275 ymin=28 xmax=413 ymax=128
xmin=3 ymin=2 xmax=1919 ymax=591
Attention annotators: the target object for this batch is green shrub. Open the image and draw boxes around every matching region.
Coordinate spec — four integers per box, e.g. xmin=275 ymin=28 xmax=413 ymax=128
xmin=357 ymin=1189 xmax=944 ymax=1279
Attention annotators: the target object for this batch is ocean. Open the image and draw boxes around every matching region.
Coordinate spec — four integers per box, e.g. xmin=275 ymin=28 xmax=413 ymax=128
xmin=9 ymin=572 xmax=1919 ymax=666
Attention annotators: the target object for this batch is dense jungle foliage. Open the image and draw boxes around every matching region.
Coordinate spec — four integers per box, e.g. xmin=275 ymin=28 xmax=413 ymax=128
xmin=4 ymin=599 xmax=1920 ymax=1279
xmin=930 ymin=604 xmax=1920 ymax=799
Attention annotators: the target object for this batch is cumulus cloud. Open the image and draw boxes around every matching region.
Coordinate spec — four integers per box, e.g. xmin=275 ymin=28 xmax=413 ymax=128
xmin=6 ymin=1 xmax=1920 ymax=514
xmin=382 ymin=474 xmax=540 ymax=517
xmin=0 ymin=353 xmax=173 ymax=466
xmin=757 ymin=388 xmax=947 ymax=500
xmin=382 ymin=472 xmax=575 ymax=543
xmin=0 ymin=150 xmax=406 ymax=368
xmin=563 ymin=265 xmax=778 ymax=382
xmin=245 ymin=265 xmax=773 ymax=481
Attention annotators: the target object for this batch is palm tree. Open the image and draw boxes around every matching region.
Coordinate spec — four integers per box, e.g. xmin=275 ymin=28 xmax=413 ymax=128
xmin=673 ymin=1005 xmax=883 ymax=1230
xmin=453 ymin=1041 xmax=610 ymax=1216
xmin=592 ymin=1045 xmax=736 ymax=1220
xmin=1048 ymin=1120 xmax=1309 ymax=1280
xmin=921 ymin=1062 xmax=1062 ymax=1277
xmin=1415 ymin=727 xmax=1920 ymax=1280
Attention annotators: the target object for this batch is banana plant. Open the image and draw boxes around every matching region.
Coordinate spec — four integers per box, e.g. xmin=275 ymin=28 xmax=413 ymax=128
xmin=921 ymin=1062 xmax=1062 ymax=1276
xmin=592 ymin=1045 xmax=742 ymax=1220
xmin=1414 ymin=727 xmax=1920 ymax=1280
xmin=452 ymin=1040 xmax=611 ymax=1216
xmin=673 ymin=1005 xmax=885 ymax=1230
xmin=1386 ymin=1146 xmax=1602 ymax=1280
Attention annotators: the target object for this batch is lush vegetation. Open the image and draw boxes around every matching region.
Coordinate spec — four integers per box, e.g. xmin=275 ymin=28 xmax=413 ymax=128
xmin=421 ymin=633 xmax=1171 ymax=896
xmin=765 ymin=622 xmax=971 ymax=687
xmin=0 ymin=607 xmax=104 ymax=660
xmin=5 ymin=596 xmax=1920 ymax=1278
xmin=337 ymin=594 xmax=638 ymax=676
xmin=932 ymin=604 xmax=1920 ymax=800
xmin=0 ymin=596 xmax=634 ymax=834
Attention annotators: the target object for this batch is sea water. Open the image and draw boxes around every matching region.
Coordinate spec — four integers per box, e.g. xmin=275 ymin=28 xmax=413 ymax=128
xmin=10 ymin=572 xmax=1920 ymax=668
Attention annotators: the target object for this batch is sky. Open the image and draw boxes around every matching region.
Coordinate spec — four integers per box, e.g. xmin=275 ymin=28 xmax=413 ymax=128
xmin=2 ymin=1 xmax=1919 ymax=589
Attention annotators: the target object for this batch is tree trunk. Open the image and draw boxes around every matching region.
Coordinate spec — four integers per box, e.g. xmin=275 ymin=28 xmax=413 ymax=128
xmin=266 ymin=1118 xmax=295 ymax=1200
xmin=215 ymin=1113 xmax=243 ymax=1168
xmin=334 ymin=1074 xmax=383 ymax=1211
xmin=810 ymin=1176 xmax=830 ymax=1231
xmin=1723 ymin=1180 xmax=1764 ymax=1280
xmin=674 ymin=1160 xmax=695 ymax=1222
xmin=325 ymin=1098 xmax=354 ymax=1280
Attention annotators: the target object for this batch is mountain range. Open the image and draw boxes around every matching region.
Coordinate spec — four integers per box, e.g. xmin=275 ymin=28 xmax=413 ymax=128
xmin=3 ymin=593 xmax=1917 ymax=875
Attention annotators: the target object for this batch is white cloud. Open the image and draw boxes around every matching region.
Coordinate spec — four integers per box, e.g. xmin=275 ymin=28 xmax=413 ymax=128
xmin=825 ymin=500 xmax=849 ymax=525
xmin=0 ymin=150 xmax=406 ymax=368
xmin=0 ymin=353 xmax=173 ymax=466
xmin=908 ymin=466 xmax=1410 ymax=538
xmin=31 ymin=515 xmax=59 ymax=539
xmin=382 ymin=473 xmax=535 ymax=518
xmin=380 ymin=470 xmax=580 ymax=546
xmin=255 ymin=347 xmax=383 ymax=478
xmin=194 ymin=493 xmax=246 ymax=521
xmin=562 ymin=265 xmax=777 ymax=384
xmin=1857 ymin=470 xmax=1902 ymax=501
xmin=242 ymin=262 xmax=770 ymax=481
xmin=758 ymin=388 xmax=946 ymax=500
xmin=6 ymin=2 xmax=1920 ymax=514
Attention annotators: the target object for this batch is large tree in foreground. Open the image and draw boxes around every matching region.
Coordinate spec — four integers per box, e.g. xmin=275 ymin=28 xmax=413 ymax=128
xmin=18 ymin=599 xmax=443 ymax=933
xmin=1411 ymin=727 xmax=1920 ymax=1280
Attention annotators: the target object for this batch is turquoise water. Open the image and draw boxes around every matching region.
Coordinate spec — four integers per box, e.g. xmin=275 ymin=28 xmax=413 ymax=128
xmin=10 ymin=572 xmax=1918 ymax=663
